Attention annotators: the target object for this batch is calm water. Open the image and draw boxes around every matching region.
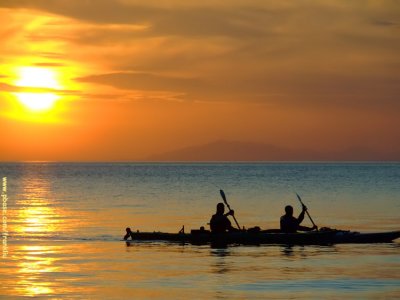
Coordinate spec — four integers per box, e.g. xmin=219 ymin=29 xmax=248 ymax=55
xmin=0 ymin=163 xmax=399 ymax=299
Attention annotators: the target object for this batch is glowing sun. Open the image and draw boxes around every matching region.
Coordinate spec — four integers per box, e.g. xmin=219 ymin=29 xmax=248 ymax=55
xmin=14 ymin=67 xmax=61 ymax=111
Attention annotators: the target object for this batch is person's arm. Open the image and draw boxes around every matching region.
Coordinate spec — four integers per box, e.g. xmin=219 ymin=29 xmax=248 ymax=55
xmin=124 ymin=228 xmax=133 ymax=240
xmin=224 ymin=212 xmax=239 ymax=232
xmin=227 ymin=222 xmax=239 ymax=232
xmin=298 ymin=225 xmax=315 ymax=231
xmin=297 ymin=205 xmax=307 ymax=224
xmin=224 ymin=209 xmax=234 ymax=217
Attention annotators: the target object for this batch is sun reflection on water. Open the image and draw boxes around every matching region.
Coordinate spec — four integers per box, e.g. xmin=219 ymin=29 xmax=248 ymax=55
xmin=14 ymin=176 xmax=63 ymax=238
xmin=17 ymin=245 xmax=57 ymax=296
xmin=12 ymin=173 xmax=63 ymax=297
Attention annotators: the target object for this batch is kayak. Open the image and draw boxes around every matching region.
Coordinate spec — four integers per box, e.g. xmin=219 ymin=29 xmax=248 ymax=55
xmin=124 ymin=229 xmax=400 ymax=245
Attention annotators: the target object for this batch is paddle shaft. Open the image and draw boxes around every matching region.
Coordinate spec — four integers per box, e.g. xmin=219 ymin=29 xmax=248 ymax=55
xmin=296 ymin=194 xmax=317 ymax=228
xmin=220 ymin=190 xmax=241 ymax=230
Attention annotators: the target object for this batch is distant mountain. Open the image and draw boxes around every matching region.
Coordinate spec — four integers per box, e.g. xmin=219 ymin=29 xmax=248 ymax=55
xmin=145 ymin=140 xmax=399 ymax=161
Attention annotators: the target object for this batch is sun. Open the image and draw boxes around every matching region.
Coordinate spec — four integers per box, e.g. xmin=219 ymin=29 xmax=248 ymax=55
xmin=16 ymin=93 xmax=59 ymax=111
xmin=14 ymin=67 xmax=61 ymax=111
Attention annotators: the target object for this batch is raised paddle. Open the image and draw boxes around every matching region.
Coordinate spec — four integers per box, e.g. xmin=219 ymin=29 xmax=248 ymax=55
xmin=219 ymin=189 xmax=241 ymax=230
xmin=296 ymin=193 xmax=318 ymax=230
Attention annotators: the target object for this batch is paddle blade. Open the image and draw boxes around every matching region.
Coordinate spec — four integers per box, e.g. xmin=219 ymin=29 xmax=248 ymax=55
xmin=220 ymin=189 xmax=226 ymax=203
xmin=296 ymin=193 xmax=302 ymax=203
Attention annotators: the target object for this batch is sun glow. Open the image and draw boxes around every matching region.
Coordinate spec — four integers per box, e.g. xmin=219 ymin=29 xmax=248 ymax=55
xmin=15 ymin=93 xmax=59 ymax=111
xmin=14 ymin=67 xmax=61 ymax=111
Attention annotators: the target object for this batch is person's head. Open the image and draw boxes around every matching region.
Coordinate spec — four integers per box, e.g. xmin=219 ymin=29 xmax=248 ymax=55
xmin=285 ymin=205 xmax=293 ymax=216
xmin=216 ymin=202 xmax=225 ymax=214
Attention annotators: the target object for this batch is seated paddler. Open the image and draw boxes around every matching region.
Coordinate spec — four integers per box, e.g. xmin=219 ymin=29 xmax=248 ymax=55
xmin=124 ymin=227 xmax=134 ymax=240
xmin=210 ymin=202 xmax=239 ymax=233
xmin=280 ymin=204 xmax=317 ymax=233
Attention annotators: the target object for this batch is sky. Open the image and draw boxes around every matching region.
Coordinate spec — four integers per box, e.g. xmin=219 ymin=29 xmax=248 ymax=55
xmin=0 ymin=0 xmax=399 ymax=161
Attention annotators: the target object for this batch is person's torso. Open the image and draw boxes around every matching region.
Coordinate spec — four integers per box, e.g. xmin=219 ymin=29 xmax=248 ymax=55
xmin=280 ymin=215 xmax=298 ymax=233
xmin=210 ymin=213 xmax=229 ymax=233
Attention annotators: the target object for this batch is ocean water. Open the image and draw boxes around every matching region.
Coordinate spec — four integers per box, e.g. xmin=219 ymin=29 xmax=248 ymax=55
xmin=0 ymin=162 xmax=399 ymax=299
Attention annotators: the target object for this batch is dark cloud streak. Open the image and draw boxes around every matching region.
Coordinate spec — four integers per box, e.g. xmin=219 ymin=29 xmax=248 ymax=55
xmin=0 ymin=0 xmax=284 ymax=38
xmin=77 ymin=72 xmax=203 ymax=92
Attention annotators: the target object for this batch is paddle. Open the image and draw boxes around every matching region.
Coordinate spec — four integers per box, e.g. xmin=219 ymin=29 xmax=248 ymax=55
xmin=296 ymin=193 xmax=318 ymax=230
xmin=219 ymin=189 xmax=241 ymax=230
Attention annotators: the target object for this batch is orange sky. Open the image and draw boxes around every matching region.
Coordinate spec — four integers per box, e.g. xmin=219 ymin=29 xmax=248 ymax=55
xmin=0 ymin=1 xmax=399 ymax=161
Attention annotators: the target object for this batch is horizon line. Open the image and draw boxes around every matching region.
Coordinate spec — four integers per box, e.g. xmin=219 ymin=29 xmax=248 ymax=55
xmin=1 ymin=160 xmax=399 ymax=164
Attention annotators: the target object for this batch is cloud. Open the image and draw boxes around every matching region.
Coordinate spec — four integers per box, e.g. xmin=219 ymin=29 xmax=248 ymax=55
xmin=77 ymin=71 xmax=202 ymax=92
xmin=34 ymin=62 xmax=66 ymax=67
xmin=38 ymin=52 xmax=65 ymax=59
xmin=1 ymin=0 xmax=399 ymax=109
xmin=74 ymin=69 xmax=400 ymax=110
xmin=2 ymin=1 xmax=399 ymax=42
xmin=0 ymin=1 xmax=276 ymax=37
xmin=372 ymin=20 xmax=399 ymax=27
xmin=0 ymin=82 xmax=81 ymax=97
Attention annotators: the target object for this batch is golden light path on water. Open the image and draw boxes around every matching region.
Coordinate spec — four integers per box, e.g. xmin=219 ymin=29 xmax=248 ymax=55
xmin=8 ymin=173 xmax=82 ymax=297
xmin=12 ymin=175 xmax=58 ymax=296
xmin=16 ymin=177 xmax=62 ymax=235
xmin=16 ymin=245 xmax=57 ymax=296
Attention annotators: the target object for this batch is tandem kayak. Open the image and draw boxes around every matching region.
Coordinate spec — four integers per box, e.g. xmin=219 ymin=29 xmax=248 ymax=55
xmin=124 ymin=229 xmax=400 ymax=245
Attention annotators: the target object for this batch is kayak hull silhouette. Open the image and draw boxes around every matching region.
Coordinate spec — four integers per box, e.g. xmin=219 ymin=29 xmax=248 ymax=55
xmin=124 ymin=230 xmax=400 ymax=245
